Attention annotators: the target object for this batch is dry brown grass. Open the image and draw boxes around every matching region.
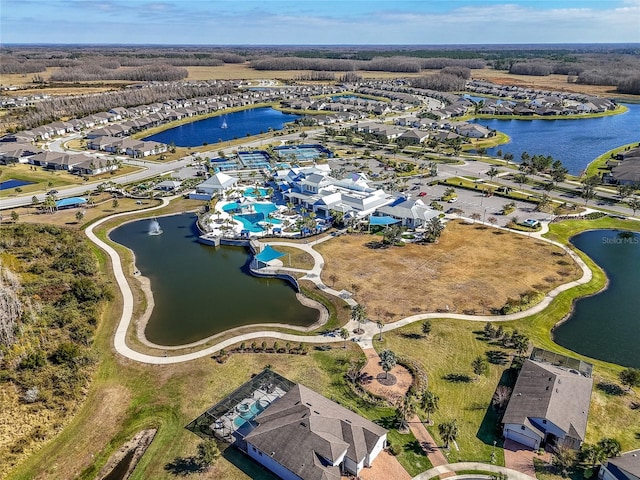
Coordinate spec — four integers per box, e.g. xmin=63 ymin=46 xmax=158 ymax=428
xmin=316 ymin=220 xmax=581 ymax=322
xmin=471 ymin=68 xmax=638 ymax=100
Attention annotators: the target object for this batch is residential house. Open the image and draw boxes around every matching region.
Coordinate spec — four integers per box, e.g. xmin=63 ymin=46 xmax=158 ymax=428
xmin=244 ymin=383 xmax=387 ymax=479
xmin=611 ymin=158 xmax=640 ymax=185
xmin=599 ymin=449 xmax=640 ymax=480
xmin=502 ymin=356 xmax=593 ymax=450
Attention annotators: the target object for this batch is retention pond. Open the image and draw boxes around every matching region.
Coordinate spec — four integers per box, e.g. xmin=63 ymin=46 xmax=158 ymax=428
xmin=109 ymin=214 xmax=318 ymax=346
xmin=553 ymin=229 xmax=640 ymax=368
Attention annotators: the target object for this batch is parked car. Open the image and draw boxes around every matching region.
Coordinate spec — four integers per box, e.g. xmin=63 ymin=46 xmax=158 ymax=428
xmin=521 ymin=218 xmax=540 ymax=228
xmin=418 ymin=191 xmax=427 ymax=197
xmin=447 ymin=197 xmax=458 ymax=203
xmin=47 ymin=189 xmax=58 ymax=196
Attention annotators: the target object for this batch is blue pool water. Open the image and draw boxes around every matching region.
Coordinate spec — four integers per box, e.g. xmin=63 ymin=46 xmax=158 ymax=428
xmin=244 ymin=187 xmax=268 ymax=198
xmin=235 ymin=212 xmax=282 ymax=233
xmin=0 ymin=179 xmax=35 ymax=190
xmin=143 ymin=107 xmax=301 ymax=147
xmin=233 ymin=400 xmax=270 ymax=427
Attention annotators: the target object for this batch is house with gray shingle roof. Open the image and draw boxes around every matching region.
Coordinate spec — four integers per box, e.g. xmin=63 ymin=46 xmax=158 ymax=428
xmin=502 ymin=356 xmax=593 ymax=450
xmin=599 ymin=449 xmax=640 ymax=480
xmin=244 ymin=383 xmax=387 ymax=479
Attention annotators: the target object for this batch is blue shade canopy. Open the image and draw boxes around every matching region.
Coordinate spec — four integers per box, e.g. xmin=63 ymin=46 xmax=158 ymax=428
xmin=369 ymin=215 xmax=401 ymax=226
xmin=254 ymin=245 xmax=285 ymax=263
xmin=55 ymin=197 xmax=87 ymax=208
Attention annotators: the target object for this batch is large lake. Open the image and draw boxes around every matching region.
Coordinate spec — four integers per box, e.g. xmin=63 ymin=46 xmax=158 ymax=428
xmin=143 ymin=107 xmax=301 ymax=147
xmin=472 ymin=103 xmax=640 ymax=175
xmin=109 ymin=214 xmax=318 ymax=346
xmin=553 ymin=229 xmax=640 ymax=368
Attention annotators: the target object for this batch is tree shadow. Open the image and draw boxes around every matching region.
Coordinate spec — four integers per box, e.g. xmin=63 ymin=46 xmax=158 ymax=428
xmin=164 ymin=456 xmax=201 ymax=476
xmin=401 ymin=333 xmax=423 ymax=340
xmin=443 ymin=373 xmax=472 ymax=383
xmin=486 ymin=350 xmax=509 ymax=365
xmin=596 ymin=382 xmax=626 ymax=396
xmin=404 ymin=439 xmax=425 ymax=456
xmin=375 ymin=415 xmax=398 ymax=430
xmin=477 ymin=368 xmax=516 ymax=447
xmin=492 ymin=231 xmax=506 ymax=235
xmin=364 ymin=241 xmax=387 ymax=249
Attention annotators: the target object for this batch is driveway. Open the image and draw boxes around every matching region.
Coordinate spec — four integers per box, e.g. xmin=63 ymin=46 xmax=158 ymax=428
xmin=504 ymin=439 xmax=550 ymax=478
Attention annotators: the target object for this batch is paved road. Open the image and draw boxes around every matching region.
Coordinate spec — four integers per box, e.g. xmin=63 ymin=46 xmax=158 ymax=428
xmin=413 ymin=462 xmax=536 ymax=480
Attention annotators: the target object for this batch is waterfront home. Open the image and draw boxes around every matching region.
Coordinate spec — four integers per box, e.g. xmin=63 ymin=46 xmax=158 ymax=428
xmin=502 ymin=354 xmax=593 ymax=450
xmin=599 ymin=449 xmax=640 ymax=480
xmin=611 ymin=158 xmax=640 ymax=185
xmin=245 ymin=383 xmax=387 ymax=479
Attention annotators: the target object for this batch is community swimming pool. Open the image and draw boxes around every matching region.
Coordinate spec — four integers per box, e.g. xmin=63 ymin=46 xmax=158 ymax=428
xmin=244 ymin=187 xmax=268 ymax=198
xmin=222 ymin=201 xmax=281 ymax=232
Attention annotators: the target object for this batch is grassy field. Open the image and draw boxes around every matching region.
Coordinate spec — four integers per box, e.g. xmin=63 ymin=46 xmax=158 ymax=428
xmin=316 ymin=220 xmax=582 ymax=322
xmin=367 ymin=217 xmax=640 ymax=467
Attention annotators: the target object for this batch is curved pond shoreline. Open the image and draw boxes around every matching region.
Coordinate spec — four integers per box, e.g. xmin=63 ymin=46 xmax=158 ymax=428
xmin=553 ymin=229 xmax=640 ymax=368
xmin=108 ymin=213 xmax=321 ymax=346
xmin=86 ymin=200 xmax=611 ymax=365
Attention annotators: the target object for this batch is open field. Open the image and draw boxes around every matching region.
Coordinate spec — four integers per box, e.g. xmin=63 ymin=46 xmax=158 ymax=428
xmin=316 ymin=220 xmax=582 ymax=322
xmin=471 ymin=68 xmax=640 ymax=102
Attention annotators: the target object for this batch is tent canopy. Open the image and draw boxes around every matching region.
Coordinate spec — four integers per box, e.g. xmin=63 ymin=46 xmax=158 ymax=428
xmin=56 ymin=197 xmax=87 ymax=208
xmin=369 ymin=215 xmax=401 ymax=226
xmin=255 ymin=245 xmax=285 ymax=263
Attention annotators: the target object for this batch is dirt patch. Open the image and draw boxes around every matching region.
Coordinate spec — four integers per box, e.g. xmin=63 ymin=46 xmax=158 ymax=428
xmin=360 ymin=348 xmax=412 ymax=403
xmin=316 ymin=221 xmax=581 ymax=323
xmin=96 ymin=429 xmax=157 ymax=480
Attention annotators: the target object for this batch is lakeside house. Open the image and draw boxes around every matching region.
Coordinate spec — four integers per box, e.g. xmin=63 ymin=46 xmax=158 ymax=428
xmin=502 ymin=350 xmax=593 ymax=451
xmin=188 ymin=369 xmax=387 ymax=480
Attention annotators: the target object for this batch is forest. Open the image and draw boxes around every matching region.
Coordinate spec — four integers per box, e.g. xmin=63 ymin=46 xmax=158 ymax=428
xmin=1 ymin=44 xmax=639 ymax=94
xmin=0 ymin=224 xmax=113 ymax=472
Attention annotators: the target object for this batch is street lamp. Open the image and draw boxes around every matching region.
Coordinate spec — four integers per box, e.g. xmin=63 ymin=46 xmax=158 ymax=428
xmin=483 ymin=207 xmax=488 ymax=224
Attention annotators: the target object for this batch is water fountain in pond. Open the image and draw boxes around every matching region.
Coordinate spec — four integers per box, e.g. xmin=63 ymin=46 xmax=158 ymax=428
xmin=221 ymin=117 xmax=228 ymax=129
xmin=148 ymin=218 xmax=163 ymax=236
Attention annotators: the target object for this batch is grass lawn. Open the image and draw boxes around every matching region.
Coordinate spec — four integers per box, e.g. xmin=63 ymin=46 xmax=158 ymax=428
xmin=583 ymin=142 xmax=640 ymax=179
xmin=374 ymin=320 xmax=509 ymax=466
xmin=315 ymin=220 xmax=582 ymax=322
xmin=0 ymin=163 xmax=143 ymax=198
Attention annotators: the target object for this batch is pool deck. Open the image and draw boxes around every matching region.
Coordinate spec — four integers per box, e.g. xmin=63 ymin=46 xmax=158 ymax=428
xmin=211 ymin=385 xmax=287 ymax=442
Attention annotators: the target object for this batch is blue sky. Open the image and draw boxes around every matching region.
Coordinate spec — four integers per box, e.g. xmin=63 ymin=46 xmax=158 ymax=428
xmin=1 ymin=0 xmax=639 ymax=45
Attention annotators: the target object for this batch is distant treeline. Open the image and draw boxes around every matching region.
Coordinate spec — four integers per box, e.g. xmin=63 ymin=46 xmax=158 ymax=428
xmin=6 ymin=83 xmax=233 ymax=131
xmin=251 ymin=56 xmax=484 ymax=73
xmin=2 ymin=45 xmax=640 ymax=93
xmin=49 ymin=63 xmax=189 ymax=82
xmin=499 ymin=55 xmax=640 ymax=94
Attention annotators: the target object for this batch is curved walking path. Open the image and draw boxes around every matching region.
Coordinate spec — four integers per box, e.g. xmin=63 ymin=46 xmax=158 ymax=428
xmin=412 ymin=461 xmax=536 ymax=480
xmin=85 ymin=205 xmax=593 ymax=365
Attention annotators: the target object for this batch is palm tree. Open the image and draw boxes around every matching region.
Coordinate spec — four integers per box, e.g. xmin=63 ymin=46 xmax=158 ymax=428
xmin=422 ymin=320 xmax=432 ymax=337
xmin=438 ymin=420 xmax=459 ymax=449
xmin=379 ymin=349 xmax=397 ymax=379
xmin=487 ymin=166 xmax=499 ymax=181
xmin=396 ymin=395 xmax=416 ymax=432
xmin=420 ymin=390 xmax=439 ymax=425
xmin=351 ymin=304 xmax=367 ymax=333
xmin=597 ymin=437 xmax=621 ymax=459
xmin=376 ymin=320 xmax=384 ymax=341
xmin=425 ymin=217 xmax=445 ymax=243
xmin=340 ymin=328 xmax=349 ymax=349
